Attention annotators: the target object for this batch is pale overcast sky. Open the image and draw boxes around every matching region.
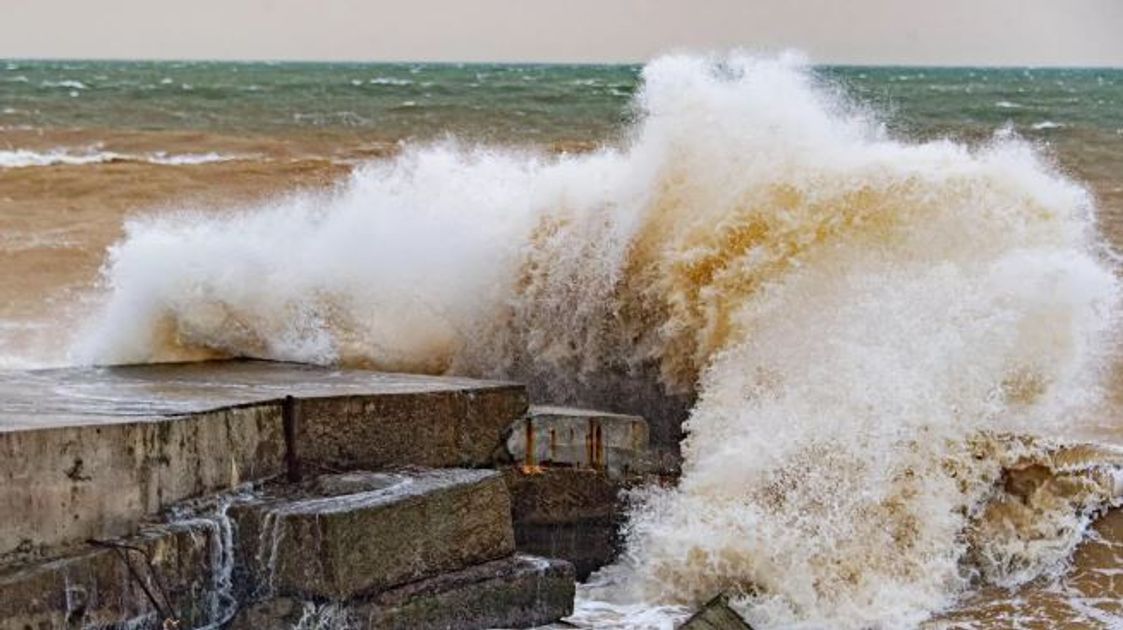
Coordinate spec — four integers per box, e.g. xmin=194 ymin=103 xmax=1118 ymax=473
xmin=3 ymin=0 xmax=1122 ymax=66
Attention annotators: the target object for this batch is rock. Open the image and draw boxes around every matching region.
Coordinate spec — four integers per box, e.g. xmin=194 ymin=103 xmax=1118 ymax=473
xmin=680 ymin=593 xmax=753 ymax=630
xmin=231 ymin=469 xmax=516 ymax=600
xmin=506 ymin=406 xmax=649 ymax=478
xmin=503 ymin=467 xmax=628 ymax=579
xmin=0 ymin=520 xmax=227 ymax=630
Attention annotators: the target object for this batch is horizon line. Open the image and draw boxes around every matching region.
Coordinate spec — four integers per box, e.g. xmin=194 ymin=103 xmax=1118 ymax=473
xmin=3 ymin=55 xmax=1122 ymax=71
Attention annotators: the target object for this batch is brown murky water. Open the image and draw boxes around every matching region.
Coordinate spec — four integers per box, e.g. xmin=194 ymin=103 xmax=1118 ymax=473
xmin=933 ymin=509 xmax=1123 ymax=629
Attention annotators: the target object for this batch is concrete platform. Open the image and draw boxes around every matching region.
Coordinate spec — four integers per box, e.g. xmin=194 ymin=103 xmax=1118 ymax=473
xmin=231 ymin=469 xmax=515 ymax=600
xmin=0 ymin=360 xmax=526 ymax=560
xmin=0 ymin=360 xmax=522 ymax=430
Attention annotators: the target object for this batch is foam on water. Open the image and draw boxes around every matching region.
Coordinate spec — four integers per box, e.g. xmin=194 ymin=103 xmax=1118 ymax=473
xmin=0 ymin=147 xmax=249 ymax=168
xmin=72 ymin=53 xmax=1123 ymax=627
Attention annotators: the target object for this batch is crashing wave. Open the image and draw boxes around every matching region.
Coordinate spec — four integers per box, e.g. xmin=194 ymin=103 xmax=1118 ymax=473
xmin=73 ymin=53 xmax=1122 ymax=628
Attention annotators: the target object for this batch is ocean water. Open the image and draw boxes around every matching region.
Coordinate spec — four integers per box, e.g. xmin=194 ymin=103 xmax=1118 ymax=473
xmin=3 ymin=54 xmax=1123 ymax=628
xmin=4 ymin=59 xmax=1122 ymax=145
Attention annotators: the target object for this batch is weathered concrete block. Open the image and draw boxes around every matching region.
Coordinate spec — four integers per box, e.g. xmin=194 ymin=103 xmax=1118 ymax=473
xmin=0 ymin=361 xmax=527 ymax=559
xmin=680 ymin=593 xmax=753 ymax=629
xmin=0 ymin=405 xmax=283 ymax=562
xmin=503 ymin=467 xmax=627 ymax=579
xmin=506 ymin=406 xmax=649 ymax=478
xmin=360 ymin=554 xmax=575 ymax=629
xmin=229 ymin=555 xmax=575 ymax=630
xmin=294 ymin=385 xmax=527 ymax=470
xmin=232 ymin=469 xmax=516 ymax=600
xmin=513 ymin=521 xmax=618 ymax=583
xmin=0 ymin=520 xmax=227 ymax=630
xmin=513 ymin=362 xmax=694 ymax=454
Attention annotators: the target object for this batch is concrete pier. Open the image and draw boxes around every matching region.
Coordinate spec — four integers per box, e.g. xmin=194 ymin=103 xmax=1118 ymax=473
xmin=0 ymin=359 xmax=653 ymax=629
xmin=0 ymin=360 xmax=526 ymax=561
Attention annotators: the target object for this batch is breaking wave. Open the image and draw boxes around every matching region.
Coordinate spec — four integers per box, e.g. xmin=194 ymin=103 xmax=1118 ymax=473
xmin=73 ymin=53 xmax=1123 ymax=627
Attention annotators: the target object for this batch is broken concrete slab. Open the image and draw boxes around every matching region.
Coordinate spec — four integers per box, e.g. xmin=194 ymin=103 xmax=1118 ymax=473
xmin=228 ymin=555 xmax=575 ymax=630
xmin=360 ymin=554 xmax=575 ymax=629
xmin=680 ymin=593 xmax=753 ymax=630
xmin=506 ymin=406 xmax=649 ymax=478
xmin=0 ymin=519 xmax=228 ymax=630
xmin=0 ymin=360 xmax=526 ymax=558
xmin=502 ymin=467 xmax=628 ymax=579
xmin=232 ymin=469 xmax=516 ymax=600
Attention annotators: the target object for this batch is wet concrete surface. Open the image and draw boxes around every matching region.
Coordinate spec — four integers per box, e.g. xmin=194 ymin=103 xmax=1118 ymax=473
xmin=0 ymin=359 xmax=518 ymax=430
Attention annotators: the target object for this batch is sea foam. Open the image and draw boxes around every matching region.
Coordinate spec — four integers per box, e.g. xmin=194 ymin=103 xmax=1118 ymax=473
xmin=0 ymin=147 xmax=250 ymax=169
xmin=73 ymin=53 xmax=1122 ymax=628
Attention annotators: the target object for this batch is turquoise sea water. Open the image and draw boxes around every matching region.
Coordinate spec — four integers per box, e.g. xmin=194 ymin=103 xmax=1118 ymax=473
xmin=3 ymin=60 xmax=1121 ymax=143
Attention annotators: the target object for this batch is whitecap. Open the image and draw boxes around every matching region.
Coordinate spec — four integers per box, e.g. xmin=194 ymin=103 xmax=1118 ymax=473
xmin=41 ymin=79 xmax=87 ymax=89
xmin=0 ymin=147 xmax=251 ymax=169
xmin=368 ymin=77 xmax=413 ymax=86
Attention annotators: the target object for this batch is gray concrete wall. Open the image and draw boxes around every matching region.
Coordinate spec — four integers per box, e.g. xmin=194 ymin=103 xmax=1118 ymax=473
xmin=295 ymin=386 xmax=527 ymax=470
xmin=0 ymin=362 xmax=530 ymax=561
xmin=0 ymin=404 xmax=284 ymax=560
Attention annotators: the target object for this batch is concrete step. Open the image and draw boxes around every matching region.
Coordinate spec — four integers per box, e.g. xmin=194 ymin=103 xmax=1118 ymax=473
xmin=506 ymin=405 xmax=649 ymax=478
xmin=230 ymin=554 xmax=575 ymax=630
xmin=0 ymin=360 xmax=526 ymax=560
xmin=0 ymin=518 xmax=230 ymax=630
xmin=230 ymin=469 xmax=516 ymax=600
